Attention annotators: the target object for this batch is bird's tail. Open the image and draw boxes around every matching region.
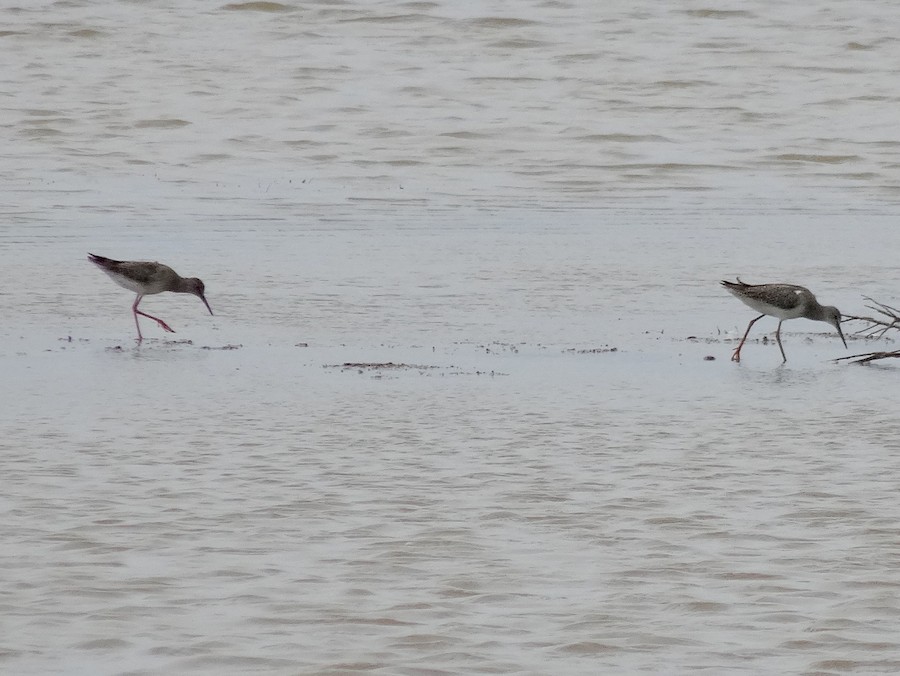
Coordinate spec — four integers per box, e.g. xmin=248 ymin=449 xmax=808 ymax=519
xmin=720 ymin=277 xmax=749 ymax=290
xmin=88 ymin=253 xmax=117 ymax=269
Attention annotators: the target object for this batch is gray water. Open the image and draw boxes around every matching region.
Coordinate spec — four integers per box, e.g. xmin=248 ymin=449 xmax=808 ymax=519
xmin=3 ymin=1 xmax=900 ymax=674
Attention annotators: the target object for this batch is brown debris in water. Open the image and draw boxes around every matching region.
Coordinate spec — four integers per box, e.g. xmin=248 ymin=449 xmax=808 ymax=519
xmin=563 ymin=346 xmax=618 ymax=354
xmin=836 ymin=350 xmax=900 ymax=365
xmin=324 ymin=362 xmax=507 ymax=376
xmin=327 ymin=362 xmax=439 ymax=370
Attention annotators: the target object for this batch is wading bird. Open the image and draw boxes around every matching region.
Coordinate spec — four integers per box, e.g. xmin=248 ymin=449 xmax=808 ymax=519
xmin=721 ymin=278 xmax=845 ymax=363
xmin=89 ymin=253 xmax=213 ymax=343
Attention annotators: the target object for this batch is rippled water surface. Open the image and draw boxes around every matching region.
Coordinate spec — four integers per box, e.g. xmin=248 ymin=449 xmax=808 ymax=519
xmin=4 ymin=1 xmax=900 ymax=674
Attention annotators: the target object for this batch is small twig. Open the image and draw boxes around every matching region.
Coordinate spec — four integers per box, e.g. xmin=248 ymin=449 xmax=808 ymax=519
xmin=843 ymin=296 xmax=900 ymax=338
xmin=835 ymin=349 xmax=900 ymax=365
xmin=865 ymin=296 xmax=900 ymax=316
xmin=845 ymin=317 xmax=899 ymax=339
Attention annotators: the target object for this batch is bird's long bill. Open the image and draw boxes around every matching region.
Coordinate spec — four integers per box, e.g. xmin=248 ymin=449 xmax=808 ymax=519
xmin=200 ymin=294 xmax=214 ymax=316
xmin=835 ymin=322 xmax=847 ymax=349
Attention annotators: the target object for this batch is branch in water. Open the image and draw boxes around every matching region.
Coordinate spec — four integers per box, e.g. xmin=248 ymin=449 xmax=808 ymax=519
xmin=837 ymin=297 xmax=900 ymax=362
xmin=835 ymin=350 xmax=900 ymax=365
xmin=843 ymin=296 xmax=900 ymax=339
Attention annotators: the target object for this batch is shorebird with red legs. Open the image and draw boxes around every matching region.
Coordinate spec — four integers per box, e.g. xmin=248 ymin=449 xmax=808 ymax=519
xmin=721 ymin=278 xmax=846 ymax=363
xmin=88 ymin=253 xmax=213 ymax=343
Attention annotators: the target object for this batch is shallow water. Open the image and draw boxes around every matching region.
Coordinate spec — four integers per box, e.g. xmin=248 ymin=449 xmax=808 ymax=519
xmin=3 ymin=1 xmax=900 ymax=674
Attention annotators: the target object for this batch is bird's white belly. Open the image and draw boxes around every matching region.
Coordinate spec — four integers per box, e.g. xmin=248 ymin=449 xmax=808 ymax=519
xmin=740 ymin=295 xmax=805 ymax=320
xmin=102 ymin=270 xmax=164 ymax=295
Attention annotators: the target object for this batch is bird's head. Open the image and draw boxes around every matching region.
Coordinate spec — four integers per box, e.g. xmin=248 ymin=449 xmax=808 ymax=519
xmin=824 ymin=306 xmax=846 ymax=348
xmin=185 ymin=278 xmax=213 ymax=315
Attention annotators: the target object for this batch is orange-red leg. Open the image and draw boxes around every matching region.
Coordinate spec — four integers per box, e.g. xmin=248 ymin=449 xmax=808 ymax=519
xmin=132 ymin=295 xmax=175 ymax=343
xmin=731 ymin=314 xmax=765 ymax=362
